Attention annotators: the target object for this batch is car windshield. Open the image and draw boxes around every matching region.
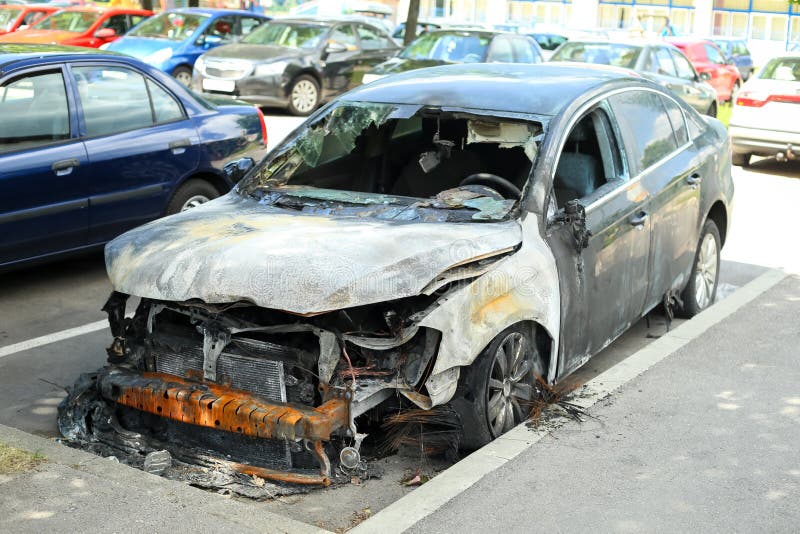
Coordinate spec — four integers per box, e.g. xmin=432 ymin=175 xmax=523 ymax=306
xmin=31 ymin=11 xmax=100 ymax=33
xmin=242 ymin=22 xmax=327 ymax=48
xmin=759 ymin=57 xmax=800 ymax=81
xmin=400 ymin=31 xmax=490 ymax=62
xmin=128 ymin=12 xmax=209 ymax=40
xmin=551 ymin=42 xmax=641 ymax=69
xmin=237 ymin=102 xmax=542 ymax=223
xmin=0 ymin=8 xmax=22 ymax=31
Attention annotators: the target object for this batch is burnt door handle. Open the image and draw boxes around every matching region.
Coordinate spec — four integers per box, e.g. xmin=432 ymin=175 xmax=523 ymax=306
xmin=630 ymin=211 xmax=648 ymax=227
xmin=169 ymin=139 xmax=191 ymax=154
xmin=686 ymin=173 xmax=702 ymax=186
xmin=51 ymin=158 xmax=79 ymax=176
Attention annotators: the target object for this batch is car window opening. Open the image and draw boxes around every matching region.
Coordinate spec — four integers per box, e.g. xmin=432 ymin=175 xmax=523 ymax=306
xmin=238 ymin=103 xmax=543 ymax=222
xmin=553 ymin=108 xmax=623 ymax=209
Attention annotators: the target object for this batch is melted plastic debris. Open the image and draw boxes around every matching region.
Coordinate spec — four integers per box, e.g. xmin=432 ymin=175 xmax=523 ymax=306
xmin=466 ymin=119 xmax=541 ymax=162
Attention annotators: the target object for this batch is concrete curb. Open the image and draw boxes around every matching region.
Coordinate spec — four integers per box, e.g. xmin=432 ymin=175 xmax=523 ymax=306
xmin=0 ymin=423 xmax=327 ymax=534
xmin=351 ymin=268 xmax=788 ymax=534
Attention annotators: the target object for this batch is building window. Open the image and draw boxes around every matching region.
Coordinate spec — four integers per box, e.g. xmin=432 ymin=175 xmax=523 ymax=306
xmin=750 ymin=13 xmax=788 ymax=41
xmin=713 ymin=10 xmax=748 ymax=37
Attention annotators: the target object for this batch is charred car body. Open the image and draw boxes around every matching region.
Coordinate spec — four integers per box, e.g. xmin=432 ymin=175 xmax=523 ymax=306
xmin=59 ymin=64 xmax=733 ymax=488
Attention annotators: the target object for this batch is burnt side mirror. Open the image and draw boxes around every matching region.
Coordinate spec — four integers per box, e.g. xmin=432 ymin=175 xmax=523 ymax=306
xmin=223 ymin=157 xmax=255 ymax=182
xmin=554 ymin=199 xmax=591 ymax=252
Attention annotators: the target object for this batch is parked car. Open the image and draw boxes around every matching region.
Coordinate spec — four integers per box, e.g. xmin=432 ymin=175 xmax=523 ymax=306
xmin=362 ymin=29 xmax=544 ymax=84
xmin=0 ymin=44 xmax=268 ymax=269
xmin=58 ymin=63 xmax=732 ymax=489
xmin=105 ymin=8 xmax=269 ymax=87
xmin=729 ymin=54 xmax=800 ymax=167
xmin=551 ymin=40 xmax=718 ymax=116
xmin=0 ymin=4 xmax=58 ymax=36
xmin=666 ymin=37 xmax=742 ymax=102
xmin=0 ymin=6 xmax=152 ymax=48
xmin=711 ymin=36 xmax=754 ymax=81
xmin=392 ymin=19 xmax=485 ymax=41
xmin=193 ymin=17 xmax=400 ymax=115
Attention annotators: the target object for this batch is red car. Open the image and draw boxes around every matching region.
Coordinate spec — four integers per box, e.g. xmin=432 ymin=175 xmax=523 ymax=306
xmin=0 ymin=7 xmax=152 ymax=48
xmin=666 ymin=37 xmax=742 ymax=102
xmin=0 ymin=5 xmax=58 ymax=36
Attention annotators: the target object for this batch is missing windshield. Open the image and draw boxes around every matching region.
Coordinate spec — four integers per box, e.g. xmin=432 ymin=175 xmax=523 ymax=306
xmin=238 ymin=103 xmax=543 ymax=222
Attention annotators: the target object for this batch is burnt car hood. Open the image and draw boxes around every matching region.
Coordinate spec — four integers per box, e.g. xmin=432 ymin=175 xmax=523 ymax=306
xmin=202 ymin=43 xmax=304 ymax=62
xmin=369 ymin=56 xmax=447 ymax=76
xmin=105 ymin=193 xmax=522 ymax=314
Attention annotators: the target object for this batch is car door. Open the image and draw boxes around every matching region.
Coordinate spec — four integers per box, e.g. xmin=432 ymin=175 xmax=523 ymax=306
xmin=321 ymin=23 xmax=361 ymax=96
xmin=610 ymin=91 xmax=702 ymax=311
xmin=0 ymin=66 xmax=89 ymax=265
xmin=354 ymin=22 xmax=399 ymax=82
xmin=546 ymin=102 xmax=652 ymax=375
xmin=703 ymin=43 xmax=734 ymax=97
xmin=69 ymin=62 xmax=200 ymax=243
xmin=669 ymin=48 xmax=709 ymax=113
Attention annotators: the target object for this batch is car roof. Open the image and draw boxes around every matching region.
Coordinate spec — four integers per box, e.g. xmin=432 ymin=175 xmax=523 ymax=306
xmin=343 ymin=63 xmax=644 ymax=117
xmin=422 ymin=28 xmax=508 ymax=37
xmin=272 ymin=15 xmax=383 ymax=25
xmin=665 ymin=37 xmax=712 ymax=46
xmin=55 ymin=6 xmax=152 ymax=14
xmin=162 ymin=7 xmax=268 ymax=17
xmin=0 ymin=44 xmax=123 ymax=75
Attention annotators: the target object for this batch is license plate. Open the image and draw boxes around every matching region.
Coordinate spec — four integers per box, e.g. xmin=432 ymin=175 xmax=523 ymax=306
xmin=202 ymin=78 xmax=235 ymax=93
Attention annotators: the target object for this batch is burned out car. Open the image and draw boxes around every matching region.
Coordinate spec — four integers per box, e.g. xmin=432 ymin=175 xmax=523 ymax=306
xmin=59 ymin=64 xmax=733 ymax=489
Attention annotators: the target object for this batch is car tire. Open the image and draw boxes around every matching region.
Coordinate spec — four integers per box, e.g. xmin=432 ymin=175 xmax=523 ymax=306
xmin=452 ymin=324 xmax=545 ymax=450
xmin=729 ymin=80 xmax=741 ymax=102
xmin=732 ymin=153 xmax=751 ymax=167
xmin=166 ymin=179 xmax=220 ymax=215
xmin=706 ymin=101 xmax=717 ymax=118
xmin=172 ymin=66 xmax=193 ymax=88
xmin=287 ymin=75 xmax=320 ymax=116
xmin=679 ymin=219 xmax=721 ymax=318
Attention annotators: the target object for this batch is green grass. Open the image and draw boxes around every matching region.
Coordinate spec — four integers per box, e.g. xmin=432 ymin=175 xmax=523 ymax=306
xmin=0 ymin=441 xmax=45 ymax=474
xmin=718 ymin=101 xmax=732 ymax=127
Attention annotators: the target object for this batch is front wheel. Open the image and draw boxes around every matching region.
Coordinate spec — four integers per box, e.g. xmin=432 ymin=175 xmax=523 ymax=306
xmin=172 ymin=66 xmax=193 ymax=88
xmin=732 ymin=153 xmax=751 ymax=167
xmin=679 ymin=220 xmax=721 ymax=317
xmin=287 ymin=75 xmax=320 ymax=116
xmin=452 ymin=325 xmax=545 ymax=450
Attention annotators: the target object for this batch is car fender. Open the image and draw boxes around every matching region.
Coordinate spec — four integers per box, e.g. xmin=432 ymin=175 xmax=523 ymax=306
xmin=419 ymin=213 xmax=561 ymax=406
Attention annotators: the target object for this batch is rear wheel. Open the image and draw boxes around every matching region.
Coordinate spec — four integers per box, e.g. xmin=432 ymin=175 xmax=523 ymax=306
xmin=679 ymin=220 xmax=721 ymax=318
xmin=732 ymin=153 xmax=750 ymax=167
xmin=166 ymin=179 xmax=220 ymax=215
xmin=706 ymin=101 xmax=717 ymax=118
xmin=452 ymin=325 xmax=545 ymax=450
xmin=172 ymin=66 xmax=193 ymax=88
xmin=287 ymin=75 xmax=320 ymax=116
xmin=729 ymin=80 xmax=741 ymax=101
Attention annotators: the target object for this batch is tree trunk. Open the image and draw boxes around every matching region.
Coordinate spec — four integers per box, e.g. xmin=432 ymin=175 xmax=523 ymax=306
xmin=140 ymin=0 xmax=153 ymax=11
xmin=404 ymin=0 xmax=421 ymax=46
xmin=188 ymin=0 xmax=200 ymax=7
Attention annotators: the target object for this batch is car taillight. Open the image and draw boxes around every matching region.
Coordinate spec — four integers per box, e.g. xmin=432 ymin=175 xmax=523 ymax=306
xmin=736 ymin=91 xmax=800 ymax=107
xmin=255 ymin=106 xmax=268 ymax=147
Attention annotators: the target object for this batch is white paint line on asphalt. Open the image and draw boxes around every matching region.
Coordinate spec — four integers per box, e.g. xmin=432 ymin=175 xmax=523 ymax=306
xmin=0 ymin=319 xmax=108 ymax=360
xmin=352 ymin=268 xmax=788 ymax=534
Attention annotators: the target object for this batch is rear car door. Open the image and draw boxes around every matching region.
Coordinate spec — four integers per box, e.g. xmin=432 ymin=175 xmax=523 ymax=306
xmin=609 ymin=90 xmax=702 ymax=310
xmin=546 ymin=102 xmax=652 ymax=375
xmin=70 ymin=63 xmax=200 ymax=243
xmin=354 ymin=22 xmax=399 ymax=82
xmin=0 ymin=66 xmax=89 ymax=265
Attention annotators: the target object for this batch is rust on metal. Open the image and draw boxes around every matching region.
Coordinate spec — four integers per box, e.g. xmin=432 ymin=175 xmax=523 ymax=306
xmin=231 ymin=463 xmax=331 ymax=486
xmin=100 ymin=371 xmax=348 ymax=442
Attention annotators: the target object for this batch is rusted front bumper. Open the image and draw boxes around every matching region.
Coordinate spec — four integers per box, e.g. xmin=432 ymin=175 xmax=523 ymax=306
xmin=97 ymin=369 xmax=348 ymax=442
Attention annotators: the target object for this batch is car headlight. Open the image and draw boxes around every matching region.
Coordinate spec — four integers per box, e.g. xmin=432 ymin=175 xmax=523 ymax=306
xmin=142 ymin=47 xmax=173 ymax=66
xmin=362 ymin=73 xmax=385 ymax=84
xmin=253 ymin=61 xmax=287 ymax=77
xmin=194 ymin=55 xmax=206 ymax=73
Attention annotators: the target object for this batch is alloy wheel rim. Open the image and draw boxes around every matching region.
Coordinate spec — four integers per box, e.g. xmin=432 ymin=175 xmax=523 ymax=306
xmin=175 ymin=71 xmax=192 ymax=87
xmin=487 ymin=332 xmax=533 ymax=436
xmin=291 ymin=80 xmax=317 ymax=113
xmin=181 ymin=195 xmax=210 ymax=212
xmin=694 ymin=233 xmax=718 ymax=309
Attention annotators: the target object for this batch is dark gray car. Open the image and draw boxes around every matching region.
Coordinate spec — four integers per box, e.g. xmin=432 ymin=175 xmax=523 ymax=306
xmin=551 ymin=40 xmax=719 ymax=116
xmin=193 ymin=17 xmax=400 ymax=115
xmin=60 ymin=64 xmax=733 ymax=490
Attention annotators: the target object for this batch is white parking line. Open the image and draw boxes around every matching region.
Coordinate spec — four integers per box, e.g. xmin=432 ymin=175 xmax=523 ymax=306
xmin=0 ymin=319 xmax=108 ymax=359
xmin=351 ymin=268 xmax=788 ymax=534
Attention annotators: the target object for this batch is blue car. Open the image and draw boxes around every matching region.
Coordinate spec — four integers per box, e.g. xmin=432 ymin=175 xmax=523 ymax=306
xmin=105 ymin=8 xmax=270 ymax=87
xmin=711 ymin=37 xmax=754 ymax=81
xmin=0 ymin=45 xmax=268 ymax=269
